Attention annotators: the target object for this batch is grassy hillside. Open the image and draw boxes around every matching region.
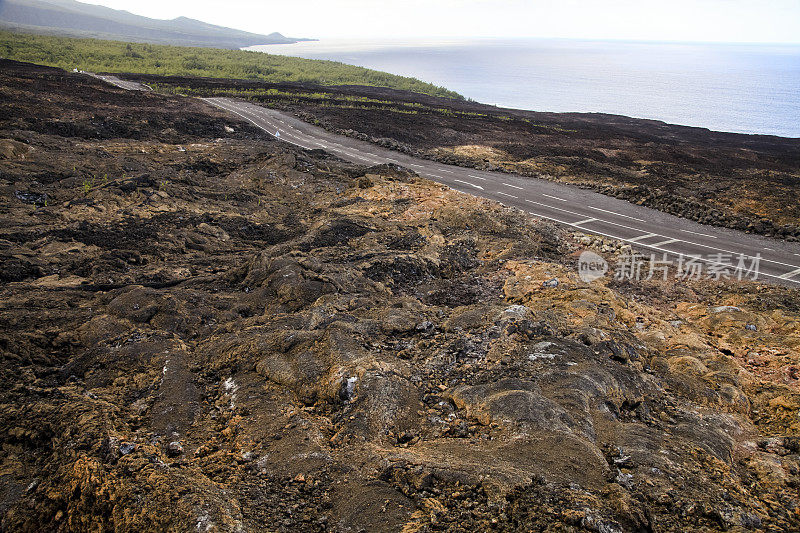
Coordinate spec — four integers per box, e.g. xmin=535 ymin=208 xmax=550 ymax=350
xmin=0 ymin=30 xmax=463 ymax=99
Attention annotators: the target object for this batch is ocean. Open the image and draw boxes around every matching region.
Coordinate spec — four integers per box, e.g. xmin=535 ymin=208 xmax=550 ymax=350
xmin=246 ymin=39 xmax=800 ymax=138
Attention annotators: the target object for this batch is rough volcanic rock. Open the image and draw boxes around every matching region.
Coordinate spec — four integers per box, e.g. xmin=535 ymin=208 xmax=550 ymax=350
xmin=1 ymin=60 xmax=799 ymax=532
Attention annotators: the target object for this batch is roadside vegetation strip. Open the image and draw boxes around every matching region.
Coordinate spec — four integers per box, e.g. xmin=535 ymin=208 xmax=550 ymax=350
xmin=150 ymin=84 xmax=499 ymax=120
xmin=0 ymin=30 xmax=463 ymax=99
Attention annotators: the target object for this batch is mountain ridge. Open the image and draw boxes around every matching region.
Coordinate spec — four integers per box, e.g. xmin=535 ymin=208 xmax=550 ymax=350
xmin=0 ymin=0 xmax=312 ymax=48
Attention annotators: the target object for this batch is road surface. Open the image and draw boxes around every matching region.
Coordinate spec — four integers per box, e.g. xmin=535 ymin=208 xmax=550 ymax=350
xmin=86 ymin=73 xmax=151 ymax=91
xmin=202 ymin=97 xmax=800 ymax=287
xmin=79 ymin=72 xmax=800 ymax=287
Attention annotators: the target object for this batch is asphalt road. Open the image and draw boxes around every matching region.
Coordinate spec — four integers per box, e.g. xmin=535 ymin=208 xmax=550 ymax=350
xmin=86 ymin=73 xmax=151 ymax=91
xmin=81 ymin=74 xmax=800 ymax=287
xmin=202 ymin=97 xmax=800 ymax=287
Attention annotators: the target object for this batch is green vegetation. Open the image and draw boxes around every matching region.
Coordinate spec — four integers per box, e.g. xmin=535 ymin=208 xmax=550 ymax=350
xmin=150 ymin=84 xmax=496 ymax=119
xmin=0 ymin=30 xmax=463 ymax=99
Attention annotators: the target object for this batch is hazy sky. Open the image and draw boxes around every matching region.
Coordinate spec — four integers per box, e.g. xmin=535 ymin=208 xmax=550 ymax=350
xmin=80 ymin=0 xmax=800 ymax=43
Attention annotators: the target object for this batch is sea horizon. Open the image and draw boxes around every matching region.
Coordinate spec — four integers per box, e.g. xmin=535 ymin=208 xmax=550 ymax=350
xmin=247 ymin=37 xmax=800 ymax=138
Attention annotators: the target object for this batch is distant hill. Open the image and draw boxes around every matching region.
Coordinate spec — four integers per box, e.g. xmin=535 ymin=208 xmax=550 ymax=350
xmin=0 ymin=0 xmax=312 ymax=48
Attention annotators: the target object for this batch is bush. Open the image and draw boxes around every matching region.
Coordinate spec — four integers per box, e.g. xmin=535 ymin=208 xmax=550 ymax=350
xmin=0 ymin=30 xmax=464 ymax=99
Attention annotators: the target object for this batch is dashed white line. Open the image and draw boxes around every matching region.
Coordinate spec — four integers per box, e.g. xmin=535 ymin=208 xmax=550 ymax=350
xmin=453 ymin=179 xmax=484 ymax=190
xmin=628 ymin=233 xmax=658 ymax=242
xmin=652 ymin=238 xmax=681 ymax=247
xmin=517 ymin=206 xmax=800 ymax=270
xmin=439 ymin=169 xmax=454 ymax=173
xmin=502 ymin=183 xmax=524 ymax=190
xmin=207 ymin=99 xmax=800 ymax=278
xmin=525 ymin=199 xmax=647 ymax=234
xmin=680 ymin=229 xmax=717 ymax=239
xmin=779 ymin=267 xmax=800 ymax=280
xmin=586 ymin=205 xmax=645 ymax=222
xmin=468 ymin=175 xmax=487 ymax=181
xmin=542 ymin=194 xmax=567 ymax=202
xmin=529 ymin=211 xmax=575 ymax=227
xmin=206 ymin=99 xmax=309 ymax=150
xmin=524 ymin=209 xmax=799 ymax=285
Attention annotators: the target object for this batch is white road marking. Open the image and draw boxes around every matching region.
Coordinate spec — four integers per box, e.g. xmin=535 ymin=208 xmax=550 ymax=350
xmin=525 ymin=199 xmax=646 ymax=234
xmin=542 ymin=194 xmax=567 ymax=202
xmin=529 ymin=211 xmax=580 ymax=227
xmin=628 ymin=233 xmax=659 ymax=242
xmin=206 ymin=99 xmax=293 ymax=146
xmin=680 ymin=229 xmax=717 ymax=239
xmin=205 ymin=99 xmax=800 ymax=277
xmin=524 ymin=209 xmax=799 ymax=285
xmin=454 ymin=179 xmax=484 ymax=190
xmin=497 ymin=191 xmax=518 ymax=199
xmin=502 ymin=183 xmax=524 ymax=190
xmin=439 ymin=169 xmax=454 ymax=173
xmin=779 ymin=267 xmax=800 ymax=280
xmin=586 ymin=205 xmax=645 ymax=222
xmin=500 ymin=197 xmax=800 ymax=270
xmin=468 ymin=175 xmax=487 ymax=181
xmin=663 ymin=238 xmax=800 ymax=270
xmin=652 ymin=238 xmax=680 ymax=247
xmin=574 ymin=218 xmax=598 ymax=226
xmin=764 ymin=247 xmax=775 ymax=251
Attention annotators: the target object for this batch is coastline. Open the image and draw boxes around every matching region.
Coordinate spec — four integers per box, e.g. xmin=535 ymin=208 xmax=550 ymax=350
xmin=246 ymin=38 xmax=800 ymax=138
